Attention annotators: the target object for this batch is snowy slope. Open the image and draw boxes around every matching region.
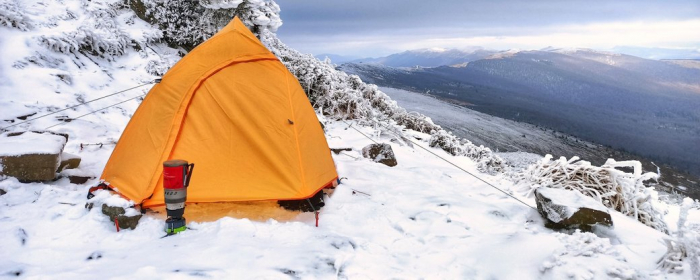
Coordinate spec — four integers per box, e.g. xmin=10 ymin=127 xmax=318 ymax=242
xmin=2 ymin=121 xmax=697 ymax=279
xmin=0 ymin=0 xmax=180 ymax=178
xmin=378 ymin=86 xmax=700 ymax=199
xmin=340 ymin=52 xmax=700 ymax=182
xmin=1 ymin=0 xmax=700 ymax=279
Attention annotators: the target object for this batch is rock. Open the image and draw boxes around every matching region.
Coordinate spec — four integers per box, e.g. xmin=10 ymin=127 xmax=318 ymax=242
xmin=330 ymin=148 xmax=352 ymax=154
xmin=0 ymin=154 xmax=60 ymax=182
xmin=362 ymin=143 xmax=397 ymax=167
xmin=0 ymin=131 xmax=67 ymax=182
xmin=69 ymin=175 xmax=93 ymax=184
xmin=16 ymin=112 xmax=36 ymax=120
xmin=116 ymin=214 xmax=142 ymax=230
xmin=101 ymin=204 xmax=142 ymax=230
xmin=57 ymin=152 xmax=81 ymax=172
xmin=101 ymin=204 xmax=125 ymax=221
xmin=535 ymin=187 xmax=612 ymax=231
xmin=59 ymin=168 xmax=94 ymax=184
xmin=0 ymin=189 xmax=6 ymax=196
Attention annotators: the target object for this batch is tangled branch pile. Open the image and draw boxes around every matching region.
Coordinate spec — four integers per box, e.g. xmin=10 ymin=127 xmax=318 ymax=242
xmin=516 ymin=155 xmax=667 ymax=232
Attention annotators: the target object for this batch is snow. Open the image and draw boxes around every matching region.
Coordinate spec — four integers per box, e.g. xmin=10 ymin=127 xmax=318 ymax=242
xmin=537 ymin=187 xmax=609 ymax=222
xmin=60 ymin=152 xmax=80 ymax=161
xmin=1 ymin=120 xmax=696 ymax=279
xmin=59 ymin=167 xmax=93 ymax=177
xmin=0 ymin=0 xmax=699 ymax=278
xmin=0 ymin=131 xmax=66 ymax=156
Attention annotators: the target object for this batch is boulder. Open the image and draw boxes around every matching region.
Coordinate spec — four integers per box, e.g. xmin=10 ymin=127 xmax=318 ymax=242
xmin=0 ymin=131 xmax=67 ymax=182
xmin=362 ymin=143 xmax=397 ymax=167
xmin=101 ymin=204 xmax=125 ymax=220
xmin=0 ymin=189 xmax=6 ymax=196
xmin=535 ymin=187 xmax=612 ymax=231
xmin=57 ymin=152 xmax=81 ymax=172
xmin=101 ymin=204 xmax=142 ymax=230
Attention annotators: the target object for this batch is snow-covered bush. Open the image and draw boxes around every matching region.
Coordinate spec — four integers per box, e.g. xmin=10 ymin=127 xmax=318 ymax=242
xmin=658 ymin=198 xmax=700 ymax=276
xmin=205 ymin=0 xmax=281 ymax=35
xmin=131 ymin=0 xmax=280 ymax=51
xmin=517 ymin=155 xmax=668 ymax=232
xmin=428 ymin=129 xmax=504 ymax=174
xmin=38 ymin=0 xmax=133 ymax=59
xmin=0 ymin=0 xmax=32 ymax=31
xmin=260 ymin=30 xmax=506 ymax=174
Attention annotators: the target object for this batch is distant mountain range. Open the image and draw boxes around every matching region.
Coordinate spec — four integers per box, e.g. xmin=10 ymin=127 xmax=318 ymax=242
xmin=349 ymin=48 xmax=499 ymax=68
xmin=339 ymin=49 xmax=700 ymax=178
xmin=611 ymin=46 xmax=700 ymax=60
xmin=317 ymin=46 xmax=700 ymax=67
xmin=313 ymin=53 xmax=362 ymax=64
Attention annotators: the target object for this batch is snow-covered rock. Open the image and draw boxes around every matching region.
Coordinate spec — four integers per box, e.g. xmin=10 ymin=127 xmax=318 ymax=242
xmin=101 ymin=204 xmax=142 ymax=230
xmin=362 ymin=143 xmax=397 ymax=167
xmin=57 ymin=152 xmax=81 ymax=172
xmin=0 ymin=131 xmax=67 ymax=181
xmin=535 ymin=187 xmax=612 ymax=230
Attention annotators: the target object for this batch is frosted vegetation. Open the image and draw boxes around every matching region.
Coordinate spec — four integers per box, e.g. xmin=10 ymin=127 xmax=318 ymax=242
xmin=1 ymin=0 xmax=699 ymax=277
xmin=517 ymin=155 xmax=667 ymax=232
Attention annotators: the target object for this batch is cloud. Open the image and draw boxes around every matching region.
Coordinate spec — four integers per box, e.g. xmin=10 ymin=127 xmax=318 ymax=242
xmin=277 ymin=19 xmax=700 ymax=57
xmin=274 ymin=0 xmax=700 ymax=56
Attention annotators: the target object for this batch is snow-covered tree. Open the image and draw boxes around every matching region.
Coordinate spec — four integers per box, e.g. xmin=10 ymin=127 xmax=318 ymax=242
xmin=129 ymin=0 xmax=281 ymax=51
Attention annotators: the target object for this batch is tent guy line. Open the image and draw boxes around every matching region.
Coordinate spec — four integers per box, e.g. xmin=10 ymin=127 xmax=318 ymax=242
xmin=43 ymin=94 xmax=147 ymax=130
xmin=344 ymin=119 xmax=537 ymax=211
xmin=1 ymin=81 xmax=156 ymax=131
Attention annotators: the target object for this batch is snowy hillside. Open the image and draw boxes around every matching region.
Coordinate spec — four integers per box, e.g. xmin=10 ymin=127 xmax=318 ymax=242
xmin=340 ymin=51 xmax=700 ymax=181
xmin=1 ymin=0 xmax=700 ymax=279
xmin=378 ymin=87 xmax=700 ymax=200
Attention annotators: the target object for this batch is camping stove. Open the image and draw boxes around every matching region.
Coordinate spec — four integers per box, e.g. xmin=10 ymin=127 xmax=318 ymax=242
xmin=163 ymin=159 xmax=194 ymax=234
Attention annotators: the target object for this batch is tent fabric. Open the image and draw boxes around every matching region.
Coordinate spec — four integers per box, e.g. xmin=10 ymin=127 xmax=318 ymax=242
xmin=100 ymin=17 xmax=338 ymax=207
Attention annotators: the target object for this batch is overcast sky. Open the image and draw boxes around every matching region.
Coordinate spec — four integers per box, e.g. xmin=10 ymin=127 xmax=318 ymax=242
xmin=274 ymin=0 xmax=700 ymax=58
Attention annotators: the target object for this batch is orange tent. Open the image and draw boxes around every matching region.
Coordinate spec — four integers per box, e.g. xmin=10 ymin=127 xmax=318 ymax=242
xmin=100 ymin=17 xmax=338 ymax=208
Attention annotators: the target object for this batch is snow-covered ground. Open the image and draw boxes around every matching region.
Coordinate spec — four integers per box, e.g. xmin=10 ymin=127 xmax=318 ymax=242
xmin=1 ymin=0 xmax=699 ymax=279
xmin=2 ymin=120 xmax=698 ymax=279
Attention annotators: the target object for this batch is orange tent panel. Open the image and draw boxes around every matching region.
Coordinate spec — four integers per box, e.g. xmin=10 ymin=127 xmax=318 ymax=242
xmin=100 ymin=17 xmax=338 ymax=207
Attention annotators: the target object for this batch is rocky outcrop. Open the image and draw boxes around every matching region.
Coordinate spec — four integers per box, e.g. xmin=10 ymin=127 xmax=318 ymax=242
xmin=535 ymin=187 xmax=612 ymax=231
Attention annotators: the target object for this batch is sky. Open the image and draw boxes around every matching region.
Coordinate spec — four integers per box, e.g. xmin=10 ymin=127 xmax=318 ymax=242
xmin=274 ymin=0 xmax=700 ymax=58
